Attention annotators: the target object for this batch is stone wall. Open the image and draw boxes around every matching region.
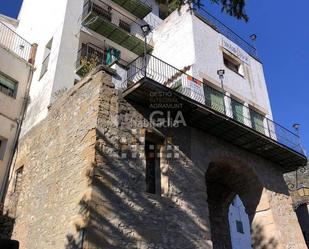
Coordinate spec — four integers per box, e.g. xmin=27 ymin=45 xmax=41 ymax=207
xmin=4 ymin=68 xmax=307 ymax=249
xmin=4 ymin=69 xmax=108 ymax=249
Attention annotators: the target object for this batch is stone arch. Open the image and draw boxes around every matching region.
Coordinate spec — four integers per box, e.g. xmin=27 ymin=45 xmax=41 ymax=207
xmin=205 ymin=159 xmax=264 ymax=249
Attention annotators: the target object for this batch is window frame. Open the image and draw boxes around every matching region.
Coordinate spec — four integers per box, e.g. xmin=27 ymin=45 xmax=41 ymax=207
xmin=0 ymin=71 xmax=18 ymax=98
xmin=223 ymin=52 xmax=245 ymax=78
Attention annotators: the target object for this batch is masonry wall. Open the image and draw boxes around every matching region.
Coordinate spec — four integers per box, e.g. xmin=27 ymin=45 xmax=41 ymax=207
xmin=4 ymin=70 xmax=108 ymax=249
xmin=4 ymin=69 xmax=307 ymax=249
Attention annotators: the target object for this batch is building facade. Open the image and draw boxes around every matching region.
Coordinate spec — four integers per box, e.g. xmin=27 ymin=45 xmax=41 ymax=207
xmin=2 ymin=0 xmax=308 ymax=248
xmin=0 ymin=16 xmax=36 ymax=201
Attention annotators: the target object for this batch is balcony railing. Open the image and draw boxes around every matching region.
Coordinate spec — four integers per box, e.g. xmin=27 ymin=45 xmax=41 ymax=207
xmin=110 ymin=0 xmax=152 ymax=19
xmin=193 ymin=6 xmax=258 ymax=60
xmin=0 ymin=21 xmax=32 ymax=62
xmin=120 ymin=54 xmax=307 ymax=167
xmin=76 ymin=43 xmax=128 ymax=77
xmin=82 ymin=0 xmax=152 ymax=55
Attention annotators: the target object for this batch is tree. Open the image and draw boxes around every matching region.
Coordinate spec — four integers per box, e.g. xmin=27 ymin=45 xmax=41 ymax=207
xmin=158 ymin=0 xmax=248 ymax=22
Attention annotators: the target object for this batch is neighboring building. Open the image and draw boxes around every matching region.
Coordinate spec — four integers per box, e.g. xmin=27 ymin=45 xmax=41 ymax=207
xmin=2 ymin=0 xmax=308 ymax=249
xmin=0 ymin=16 xmax=36 ymax=201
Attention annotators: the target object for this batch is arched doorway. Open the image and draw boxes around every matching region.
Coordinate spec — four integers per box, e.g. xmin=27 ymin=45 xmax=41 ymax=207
xmin=228 ymin=195 xmax=252 ymax=249
xmin=205 ymin=161 xmax=263 ymax=249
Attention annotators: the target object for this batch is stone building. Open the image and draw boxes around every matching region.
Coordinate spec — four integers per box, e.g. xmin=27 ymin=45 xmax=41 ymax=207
xmin=1 ymin=0 xmax=308 ymax=248
xmin=3 ymin=68 xmax=308 ymax=249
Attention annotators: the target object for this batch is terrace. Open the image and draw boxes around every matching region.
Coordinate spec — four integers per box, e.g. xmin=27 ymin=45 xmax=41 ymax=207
xmin=120 ymin=54 xmax=307 ymax=171
xmin=0 ymin=21 xmax=32 ymax=62
xmin=81 ymin=0 xmax=152 ymax=56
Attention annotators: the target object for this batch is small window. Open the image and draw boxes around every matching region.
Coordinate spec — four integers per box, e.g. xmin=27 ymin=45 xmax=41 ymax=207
xmin=0 ymin=71 xmax=18 ymax=97
xmin=40 ymin=38 xmax=53 ymax=80
xmin=223 ymin=53 xmax=244 ymax=77
xmin=13 ymin=166 xmax=24 ymax=193
xmin=0 ymin=138 xmax=7 ymax=160
xmin=236 ymin=220 xmax=244 ymax=234
xmin=119 ymin=20 xmax=131 ymax=33
xmin=145 ymin=134 xmax=162 ymax=195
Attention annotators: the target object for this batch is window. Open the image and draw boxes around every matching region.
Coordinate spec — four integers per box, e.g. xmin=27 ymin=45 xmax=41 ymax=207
xmin=204 ymin=85 xmax=225 ymax=114
xmin=40 ymin=38 xmax=53 ymax=79
xmin=250 ymin=109 xmax=265 ymax=134
xmin=0 ymin=138 xmax=7 ymax=160
xmin=236 ymin=220 xmax=244 ymax=234
xmin=13 ymin=166 xmax=24 ymax=193
xmin=145 ymin=133 xmax=162 ymax=195
xmin=119 ymin=20 xmax=131 ymax=33
xmin=231 ymin=98 xmax=244 ymax=124
xmin=0 ymin=71 xmax=18 ymax=97
xmin=223 ymin=53 xmax=244 ymax=77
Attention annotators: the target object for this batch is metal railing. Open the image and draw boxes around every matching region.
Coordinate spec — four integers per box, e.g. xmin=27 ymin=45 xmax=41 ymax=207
xmin=82 ymin=0 xmax=142 ymax=35
xmin=121 ymin=54 xmax=304 ymax=155
xmin=193 ymin=6 xmax=258 ymax=59
xmin=0 ymin=21 xmax=32 ymax=62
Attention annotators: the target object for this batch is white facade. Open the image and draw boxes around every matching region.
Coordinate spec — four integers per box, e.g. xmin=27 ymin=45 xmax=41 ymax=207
xmin=16 ymin=0 xmax=162 ymax=136
xmin=152 ymin=6 xmax=272 ymax=119
xmin=0 ymin=18 xmax=34 ymax=200
xmin=228 ymin=195 xmax=252 ymax=249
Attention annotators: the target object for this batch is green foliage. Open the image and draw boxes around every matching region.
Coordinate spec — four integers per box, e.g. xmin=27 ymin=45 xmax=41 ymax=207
xmin=157 ymin=0 xmax=248 ymax=22
xmin=79 ymin=55 xmax=100 ymax=77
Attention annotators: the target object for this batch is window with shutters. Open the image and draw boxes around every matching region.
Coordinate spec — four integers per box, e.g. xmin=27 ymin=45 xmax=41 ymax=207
xmin=231 ymin=98 xmax=244 ymax=124
xmin=204 ymin=85 xmax=225 ymax=114
xmin=0 ymin=71 xmax=18 ymax=97
xmin=250 ymin=109 xmax=265 ymax=135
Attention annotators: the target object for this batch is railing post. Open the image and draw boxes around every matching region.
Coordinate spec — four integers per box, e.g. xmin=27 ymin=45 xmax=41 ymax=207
xmin=28 ymin=43 xmax=38 ymax=65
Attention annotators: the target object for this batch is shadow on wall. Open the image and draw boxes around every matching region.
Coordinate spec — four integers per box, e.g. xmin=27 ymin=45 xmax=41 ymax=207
xmin=64 ymin=92 xmax=288 ymax=249
xmin=0 ymin=205 xmax=15 ymax=240
xmin=252 ymin=223 xmax=278 ymax=249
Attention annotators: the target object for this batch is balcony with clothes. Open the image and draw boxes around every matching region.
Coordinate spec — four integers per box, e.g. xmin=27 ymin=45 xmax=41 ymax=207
xmin=119 ymin=54 xmax=307 ymax=171
xmin=81 ymin=0 xmax=153 ymax=56
xmin=75 ymin=42 xmax=129 ymax=77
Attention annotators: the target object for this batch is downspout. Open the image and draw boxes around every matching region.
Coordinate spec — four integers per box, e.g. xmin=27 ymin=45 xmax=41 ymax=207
xmin=0 ymin=43 xmax=37 ymax=203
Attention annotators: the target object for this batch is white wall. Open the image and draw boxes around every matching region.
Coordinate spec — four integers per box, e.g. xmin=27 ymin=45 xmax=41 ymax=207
xmin=151 ymin=6 xmax=272 ymax=117
xmin=192 ymin=14 xmax=272 ymax=116
xmin=152 ymin=6 xmax=195 ymax=73
xmin=17 ymin=0 xmax=78 ymax=135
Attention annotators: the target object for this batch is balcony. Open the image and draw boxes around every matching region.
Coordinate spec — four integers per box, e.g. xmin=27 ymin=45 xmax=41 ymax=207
xmin=0 ymin=21 xmax=32 ymax=62
xmin=111 ymin=0 xmax=152 ymax=19
xmin=193 ymin=6 xmax=258 ymax=60
xmin=76 ymin=43 xmax=128 ymax=77
xmin=82 ymin=1 xmax=152 ymax=56
xmin=120 ymin=54 xmax=307 ymax=172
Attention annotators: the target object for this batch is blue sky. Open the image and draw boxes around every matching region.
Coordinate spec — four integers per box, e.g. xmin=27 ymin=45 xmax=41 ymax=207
xmin=1 ymin=0 xmax=309 ymax=155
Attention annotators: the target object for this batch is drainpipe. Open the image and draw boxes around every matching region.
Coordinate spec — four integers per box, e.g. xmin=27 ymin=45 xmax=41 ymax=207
xmin=0 ymin=43 xmax=37 ymax=203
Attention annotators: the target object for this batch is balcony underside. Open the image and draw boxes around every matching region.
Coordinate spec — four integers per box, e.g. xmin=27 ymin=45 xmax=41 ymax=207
xmin=123 ymin=78 xmax=307 ymax=172
xmin=83 ymin=12 xmax=152 ymax=56
xmin=111 ymin=0 xmax=152 ymax=19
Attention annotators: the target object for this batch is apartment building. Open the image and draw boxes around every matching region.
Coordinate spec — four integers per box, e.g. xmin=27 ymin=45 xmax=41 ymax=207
xmin=0 ymin=15 xmax=36 ymax=201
